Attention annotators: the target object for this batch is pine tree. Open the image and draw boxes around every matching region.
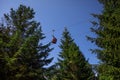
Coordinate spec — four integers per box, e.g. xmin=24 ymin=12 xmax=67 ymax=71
xmin=0 ymin=24 xmax=11 ymax=79
xmin=0 ymin=5 xmax=53 ymax=80
xmin=87 ymin=0 xmax=120 ymax=79
xmin=55 ymin=28 xmax=94 ymax=80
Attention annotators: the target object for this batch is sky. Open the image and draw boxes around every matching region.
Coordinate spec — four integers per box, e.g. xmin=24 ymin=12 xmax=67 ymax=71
xmin=0 ymin=0 xmax=102 ymax=65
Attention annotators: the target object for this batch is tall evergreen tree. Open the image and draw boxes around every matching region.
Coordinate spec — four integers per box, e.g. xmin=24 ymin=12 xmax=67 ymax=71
xmin=55 ymin=28 xmax=94 ymax=80
xmin=0 ymin=5 xmax=53 ymax=80
xmin=87 ymin=0 xmax=120 ymax=80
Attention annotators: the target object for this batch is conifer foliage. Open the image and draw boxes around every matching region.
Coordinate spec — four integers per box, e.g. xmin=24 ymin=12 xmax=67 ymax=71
xmin=55 ymin=28 xmax=94 ymax=80
xmin=87 ymin=0 xmax=120 ymax=79
xmin=0 ymin=5 xmax=53 ymax=80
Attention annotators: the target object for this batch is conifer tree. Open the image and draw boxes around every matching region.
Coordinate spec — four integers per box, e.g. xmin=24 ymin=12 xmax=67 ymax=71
xmin=0 ymin=24 xmax=11 ymax=79
xmin=87 ymin=0 xmax=120 ymax=79
xmin=56 ymin=28 xmax=94 ymax=80
xmin=0 ymin=5 xmax=53 ymax=80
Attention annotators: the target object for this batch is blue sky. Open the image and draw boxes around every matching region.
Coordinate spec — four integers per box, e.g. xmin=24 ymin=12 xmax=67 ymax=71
xmin=0 ymin=0 xmax=102 ymax=65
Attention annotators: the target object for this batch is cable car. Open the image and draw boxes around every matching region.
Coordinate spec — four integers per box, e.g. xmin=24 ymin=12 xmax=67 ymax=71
xmin=51 ymin=29 xmax=57 ymax=44
xmin=52 ymin=35 xmax=57 ymax=44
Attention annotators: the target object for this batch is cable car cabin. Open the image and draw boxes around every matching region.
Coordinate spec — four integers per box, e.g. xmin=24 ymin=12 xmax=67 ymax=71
xmin=52 ymin=36 xmax=57 ymax=44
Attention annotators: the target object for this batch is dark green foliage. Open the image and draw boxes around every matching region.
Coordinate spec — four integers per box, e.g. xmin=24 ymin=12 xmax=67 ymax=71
xmin=55 ymin=28 xmax=94 ymax=80
xmin=0 ymin=5 xmax=53 ymax=80
xmin=87 ymin=0 xmax=120 ymax=79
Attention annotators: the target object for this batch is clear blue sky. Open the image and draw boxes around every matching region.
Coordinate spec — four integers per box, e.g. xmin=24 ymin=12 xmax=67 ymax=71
xmin=0 ymin=0 xmax=102 ymax=65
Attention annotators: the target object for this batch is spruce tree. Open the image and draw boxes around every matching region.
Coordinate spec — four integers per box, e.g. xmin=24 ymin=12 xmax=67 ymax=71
xmin=87 ymin=0 xmax=120 ymax=79
xmin=0 ymin=24 xmax=11 ymax=79
xmin=0 ymin=5 xmax=53 ymax=80
xmin=56 ymin=28 xmax=94 ymax=80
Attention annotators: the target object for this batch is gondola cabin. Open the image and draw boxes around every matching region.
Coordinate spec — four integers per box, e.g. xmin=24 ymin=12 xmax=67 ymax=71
xmin=52 ymin=36 xmax=57 ymax=44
